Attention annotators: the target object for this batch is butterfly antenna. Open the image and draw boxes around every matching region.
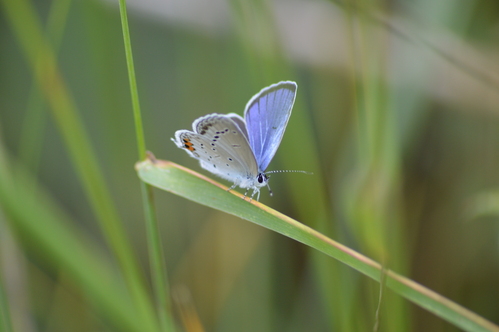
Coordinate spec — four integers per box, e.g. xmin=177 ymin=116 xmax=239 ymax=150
xmin=265 ymin=170 xmax=313 ymax=175
xmin=262 ymin=170 xmax=310 ymax=198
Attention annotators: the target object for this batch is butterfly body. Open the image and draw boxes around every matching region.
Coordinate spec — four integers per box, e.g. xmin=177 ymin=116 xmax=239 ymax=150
xmin=173 ymin=81 xmax=297 ymax=200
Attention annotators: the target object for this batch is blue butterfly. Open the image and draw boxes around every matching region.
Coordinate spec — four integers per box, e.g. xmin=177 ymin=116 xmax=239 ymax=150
xmin=173 ymin=81 xmax=297 ymax=200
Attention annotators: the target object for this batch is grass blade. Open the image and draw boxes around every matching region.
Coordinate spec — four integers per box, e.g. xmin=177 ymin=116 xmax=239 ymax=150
xmin=0 ymin=271 xmax=13 ymax=332
xmin=0 ymin=0 xmax=158 ymax=329
xmin=17 ymin=0 xmax=72 ymax=174
xmin=136 ymin=155 xmax=499 ymax=332
xmin=118 ymin=1 xmax=173 ymax=330
xmin=0 ymin=148 xmax=141 ymax=331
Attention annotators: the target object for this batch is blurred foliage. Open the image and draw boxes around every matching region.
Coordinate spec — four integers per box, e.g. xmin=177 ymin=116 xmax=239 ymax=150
xmin=1 ymin=0 xmax=499 ymax=331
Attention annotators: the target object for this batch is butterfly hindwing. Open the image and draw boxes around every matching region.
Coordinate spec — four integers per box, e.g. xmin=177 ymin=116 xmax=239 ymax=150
xmin=174 ymin=114 xmax=259 ymax=184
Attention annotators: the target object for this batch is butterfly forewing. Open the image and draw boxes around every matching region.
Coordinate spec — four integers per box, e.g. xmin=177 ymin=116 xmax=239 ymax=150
xmin=175 ymin=114 xmax=259 ymax=184
xmin=244 ymin=81 xmax=297 ymax=172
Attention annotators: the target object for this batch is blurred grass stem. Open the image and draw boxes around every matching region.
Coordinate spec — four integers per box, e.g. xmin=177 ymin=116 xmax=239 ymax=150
xmin=0 ymin=0 xmax=159 ymax=330
xmin=0 ymin=142 xmax=147 ymax=331
xmin=118 ymin=1 xmax=174 ymax=331
xmin=17 ymin=0 xmax=71 ymax=178
xmin=345 ymin=0 xmax=409 ymax=329
xmin=228 ymin=1 xmax=350 ymax=329
xmin=0 ymin=272 xmax=13 ymax=332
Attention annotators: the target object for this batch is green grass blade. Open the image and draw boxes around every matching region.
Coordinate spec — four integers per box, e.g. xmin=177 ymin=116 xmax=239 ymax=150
xmin=227 ymin=1 xmax=346 ymax=327
xmin=118 ymin=0 xmax=146 ymax=159
xmin=118 ymin=1 xmax=173 ymax=330
xmin=136 ymin=156 xmax=499 ymax=332
xmin=329 ymin=0 xmax=499 ymax=93
xmin=0 ymin=150 xmax=140 ymax=332
xmin=0 ymin=271 xmax=13 ymax=332
xmin=0 ymin=0 xmax=158 ymax=330
xmin=17 ymin=0 xmax=72 ymax=173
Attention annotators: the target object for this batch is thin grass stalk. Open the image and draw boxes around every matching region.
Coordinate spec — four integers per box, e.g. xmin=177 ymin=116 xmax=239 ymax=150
xmin=0 ymin=0 xmax=158 ymax=330
xmin=17 ymin=0 xmax=72 ymax=176
xmin=0 ymin=270 xmax=13 ymax=332
xmin=345 ymin=2 xmax=410 ymax=329
xmin=226 ymin=1 xmax=349 ymax=329
xmin=117 ymin=1 xmax=173 ymax=331
xmin=343 ymin=5 xmax=372 ymax=331
xmin=327 ymin=0 xmax=499 ymax=93
xmin=0 ymin=145 xmax=144 ymax=331
xmin=354 ymin=16 xmax=388 ymax=332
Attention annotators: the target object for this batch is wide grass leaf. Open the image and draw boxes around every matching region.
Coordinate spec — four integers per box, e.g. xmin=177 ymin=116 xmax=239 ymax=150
xmin=136 ymin=154 xmax=499 ymax=332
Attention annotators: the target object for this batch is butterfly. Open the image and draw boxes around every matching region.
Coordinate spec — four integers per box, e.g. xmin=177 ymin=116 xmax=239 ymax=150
xmin=173 ymin=81 xmax=298 ymax=201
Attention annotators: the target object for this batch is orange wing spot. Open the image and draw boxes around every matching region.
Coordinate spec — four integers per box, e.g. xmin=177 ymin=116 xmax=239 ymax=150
xmin=183 ymin=139 xmax=196 ymax=151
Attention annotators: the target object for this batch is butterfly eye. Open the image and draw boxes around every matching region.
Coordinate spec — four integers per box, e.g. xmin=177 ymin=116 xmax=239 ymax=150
xmin=257 ymin=174 xmax=266 ymax=184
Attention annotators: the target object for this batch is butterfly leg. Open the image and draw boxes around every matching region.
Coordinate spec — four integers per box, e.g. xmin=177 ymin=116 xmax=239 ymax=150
xmin=227 ymin=183 xmax=237 ymax=192
xmin=266 ymin=183 xmax=273 ymax=197
xmin=249 ymin=188 xmax=260 ymax=202
xmin=242 ymin=189 xmax=250 ymax=201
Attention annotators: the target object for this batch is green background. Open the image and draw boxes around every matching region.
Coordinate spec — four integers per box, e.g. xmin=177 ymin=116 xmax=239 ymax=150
xmin=1 ymin=0 xmax=499 ymax=331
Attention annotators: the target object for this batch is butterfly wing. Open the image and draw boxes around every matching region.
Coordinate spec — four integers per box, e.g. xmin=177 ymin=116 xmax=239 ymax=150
xmin=226 ymin=113 xmax=249 ymax=141
xmin=243 ymin=81 xmax=297 ymax=172
xmin=173 ymin=114 xmax=260 ymax=186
